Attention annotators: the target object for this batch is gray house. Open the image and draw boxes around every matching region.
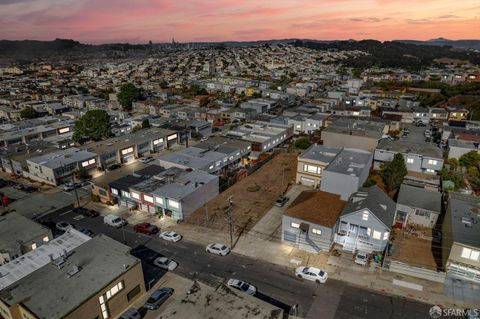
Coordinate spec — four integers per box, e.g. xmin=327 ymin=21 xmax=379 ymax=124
xmin=320 ymin=148 xmax=373 ymax=200
xmin=282 ymin=191 xmax=346 ymax=253
xmin=395 ymin=183 xmax=442 ymax=228
xmin=334 ymin=186 xmax=396 ymax=253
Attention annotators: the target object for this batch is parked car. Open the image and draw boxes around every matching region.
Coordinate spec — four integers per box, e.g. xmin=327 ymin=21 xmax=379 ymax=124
xmin=73 ymin=207 xmax=99 ymax=218
xmin=354 ymin=252 xmax=369 ymax=266
xmin=103 ymin=214 xmax=127 ymax=228
xmin=144 ymin=288 xmax=174 ymax=310
xmin=133 ymin=223 xmax=159 ymax=235
xmin=275 ymin=195 xmax=289 ymax=207
xmin=56 ymin=221 xmax=74 ymax=232
xmin=227 ymin=279 xmax=256 ymax=295
xmin=79 ymin=228 xmax=94 ymax=237
xmin=160 ymin=231 xmax=182 ymax=242
xmin=140 ymin=156 xmax=154 ymax=164
xmin=295 ymin=266 xmax=328 ymax=283
xmin=206 ymin=243 xmax=230 ymax=256
xmin=118 ymin=308 xmax=141 ymax=319
xmin=153 ymin=257 xmax=178 ymax=271
xmin=62 ymin=182 xmax=76 ymax=191
xmin=108 ymin=164 xmax=121 ymax=171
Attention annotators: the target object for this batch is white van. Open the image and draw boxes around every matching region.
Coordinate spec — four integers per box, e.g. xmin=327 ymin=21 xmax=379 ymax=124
xmin=103 ymin=214 xmax=127 ymax=228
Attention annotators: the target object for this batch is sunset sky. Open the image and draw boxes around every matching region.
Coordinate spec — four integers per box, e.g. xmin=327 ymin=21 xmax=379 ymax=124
xmin=0 ymin=0 xmax=479 ymax=43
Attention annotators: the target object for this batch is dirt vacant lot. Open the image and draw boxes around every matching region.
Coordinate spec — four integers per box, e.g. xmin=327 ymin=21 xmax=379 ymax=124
xmin=390 ymin=229 xmax=439 ymax=270
xmin=186 ymin=152 xmax=298 ymax=232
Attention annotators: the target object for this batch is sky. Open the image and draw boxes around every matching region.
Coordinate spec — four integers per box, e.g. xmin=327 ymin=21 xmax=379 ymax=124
xmin=0 ymin=0 xmax=479 ymax=44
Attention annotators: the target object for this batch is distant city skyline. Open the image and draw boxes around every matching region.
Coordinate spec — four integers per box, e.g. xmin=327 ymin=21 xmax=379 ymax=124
xmin=0 ymin=0 xmax=479 ymax=44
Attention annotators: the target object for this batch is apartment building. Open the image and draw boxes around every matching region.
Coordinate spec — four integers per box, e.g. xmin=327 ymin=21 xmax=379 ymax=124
xmin=0 ymin=212 xmax=52 ymax=265
xmin=26 ymin=148 xmax=98 ymax=185
xmin=0 ymin=231 xmax=145 ymax=319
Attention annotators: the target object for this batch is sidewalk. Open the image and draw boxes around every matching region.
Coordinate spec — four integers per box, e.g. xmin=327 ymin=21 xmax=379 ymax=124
xmin=88 ymin=201 xmax=474 ymax=309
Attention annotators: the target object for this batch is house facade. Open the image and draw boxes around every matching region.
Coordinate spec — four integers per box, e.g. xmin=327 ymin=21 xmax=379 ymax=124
xmin=334 ymin=186 xmax=396 ymax=253
xmin=394 ymin=183 xmax=442 ymax=228
xmin=282 ymin=191 xmax=345 ymax=253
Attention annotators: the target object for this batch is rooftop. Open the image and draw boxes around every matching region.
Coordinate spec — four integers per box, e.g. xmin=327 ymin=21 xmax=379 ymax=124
xmin=323 ymin=118 xmax=386 ymax=139
xmin=342 ymin=186 xmax=396 ymax=228
xmin=447 ymin=193 xmax=480 ymax=248
xmin=0 ymin=234 xmax=139 ymax=319
xmin=397 ymin=183 xmax=442 ymax=213
xmin=27 ymin=147 xmax=97 ymax=169
xmin=93 ymin=163 xmax=163 ymax=189
xmin=299 ymin=144 xmax=341 ymax=164
xmin=286 ymin=191 xmax=345 ymax=227
xmin=377 ymin=124 xmax=443 ymax=159
xmin=82 ymin=127 xmax=176 ymax=155
xmin=0 ymin=229 xmax=91 ymax=290
xmin=325 ymin=148 xmax=372 ymax=177
xmin=0 ymin=212 xmax=51 ymax=256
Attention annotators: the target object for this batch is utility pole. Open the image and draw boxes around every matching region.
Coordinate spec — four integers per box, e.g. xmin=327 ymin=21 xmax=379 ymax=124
xmin=226 ymin=196 xmax=234 ymax=248
xmin=71 ymin=168 xmax=81 ymax=208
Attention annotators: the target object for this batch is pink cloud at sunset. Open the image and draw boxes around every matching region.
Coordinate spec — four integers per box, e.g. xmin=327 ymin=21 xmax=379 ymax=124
xmin=0 ymin=0 xmax=479 ymax=43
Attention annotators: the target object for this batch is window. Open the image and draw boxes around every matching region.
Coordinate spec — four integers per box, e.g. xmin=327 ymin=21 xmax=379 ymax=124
xmin=81 ymin=158 xmax=96 ymax=167
xmin=121 ymin=147 xmax=134 ymax=155
xmin=425 ymin=168 xmax=435 ymax=173
xmin=144 ymin=195 xmax=153 ymax=203
xmin=31 ymin=243 xmax=37 ymax=250
xmin=122 ymin=190 xmax=130 ymax=198
xmin=155 ymin=196 xmax=164 ymax=205
xmin=291 ymin=222 xmax=300 ymax=229
xmin=303 ymin=164 xmax=321 ymax=174
xmin=406 ymin=158 xmax=414 ymax=164
xmin=428 ymin=159 xmax=438 ymax=165
xmin=209 ymin=165 xmax=214 ymax=170
xmin=383 ymin=232 xmax=389 ymax=240
xmin=58 ymin=127 xmax=70 ymax=134
xmin=43 ymin=236 xmax=49 ymax=243
xmin=167 ymin=134 xmax=177 ymax=141
xmin=372 ymin=230 xmax=381 ymax=240
xmin=169 ymin=199 xmax=179 ymax=209
xmin=153 ymin=138 xmax=164 ymax=145
xmin=362 ymin=212 xmax=369 ymax=221
xmin=312 ymin=228 xmax=321 ymax=235
xmin=461 ymin=247 xmax=480 ymax=261
xmin=131 ymin=192 xmax=140 ymax=200
xmin=111 ymin=188 xmax=118 ymax=195
xmin=415 ymin=210 xmax=431 ymax=218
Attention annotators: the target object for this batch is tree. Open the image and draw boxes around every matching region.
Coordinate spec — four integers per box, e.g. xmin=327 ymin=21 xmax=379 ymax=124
xmin=381 ymin=153 xmax=407 ymax=192
xmin=74 ymin=168 xmax=89 ymax=180
xmin=294 ymin=138 xmax=311 ymax=150
xmin=141 ymin=119 xmax=150 ymax=129
xmin=159 ymin=80 xmax=169 ymax=89
xmin=459 ymin=151 xmax=480 ymax=168
xmin=72 ymin=109 xmax=111 ymax=144
xmin=117 ymin=83 xmax=144 ymax=111
xmin=131 ymin=124 xmax=142 ymax=133
xmin=20 ymin=107 xmax=38 ymax=119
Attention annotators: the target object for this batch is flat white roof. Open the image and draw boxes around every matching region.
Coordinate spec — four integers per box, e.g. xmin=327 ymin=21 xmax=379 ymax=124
xmin=0 ymin=229 xmax=91 ymax=290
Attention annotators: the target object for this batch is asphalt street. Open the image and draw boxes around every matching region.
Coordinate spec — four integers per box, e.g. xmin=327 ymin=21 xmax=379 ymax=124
xmin=39 ymin=209 xmax=432 ymax=319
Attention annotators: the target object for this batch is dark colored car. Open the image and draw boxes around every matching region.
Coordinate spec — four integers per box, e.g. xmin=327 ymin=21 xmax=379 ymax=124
xmin=133 ymin=223 xmax=159 ymax=235
xmin=144 ymin=288 xmax=174 ymax=310
xmin=275 ymin=195 xmax=289 ymax=207
xmin=79 ymin=228 xmax=94 ymax=237
xmin=73 ymin=207 xmax=100 ymax=218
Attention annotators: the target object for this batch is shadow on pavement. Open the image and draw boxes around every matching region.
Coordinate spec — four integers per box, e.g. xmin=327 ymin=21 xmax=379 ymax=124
xmin=255 ymin=291 xmax=293 ymax=319
xmin=130 ymin=245 xmax=167 ymax=291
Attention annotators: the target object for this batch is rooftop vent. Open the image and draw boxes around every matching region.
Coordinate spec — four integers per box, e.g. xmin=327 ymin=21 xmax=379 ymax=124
xmin=67 ymin=264 xmax=81 ymax=278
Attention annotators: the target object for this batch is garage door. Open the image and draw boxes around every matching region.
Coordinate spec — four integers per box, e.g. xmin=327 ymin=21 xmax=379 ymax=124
xmin=301 ymin=177 xmax=315 ymax=186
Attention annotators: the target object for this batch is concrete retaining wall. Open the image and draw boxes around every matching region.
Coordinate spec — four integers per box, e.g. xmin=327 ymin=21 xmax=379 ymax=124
xmin=388 ymin=260 xmax=446 ymax=283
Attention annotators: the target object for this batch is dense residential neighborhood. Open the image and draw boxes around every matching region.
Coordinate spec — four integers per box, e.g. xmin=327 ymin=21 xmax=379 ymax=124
xmin=0 ymin=38 xmax=479 ymax=319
